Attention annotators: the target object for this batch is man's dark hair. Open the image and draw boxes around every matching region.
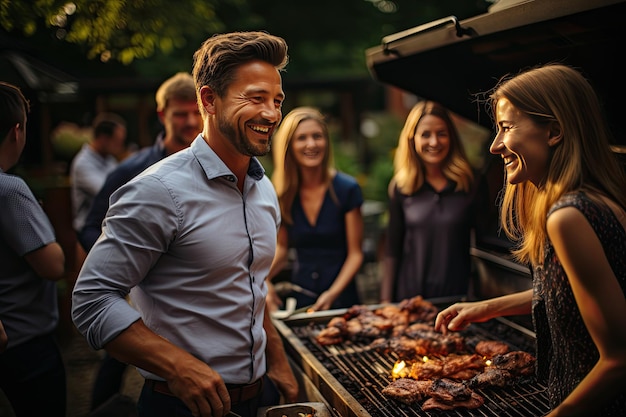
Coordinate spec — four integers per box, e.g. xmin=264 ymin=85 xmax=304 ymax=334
xmin=92 ymin=113 xmax=126 ymax=138
xmin=192 ymin=31 xmax=288 ymax=99
xmin=0 ymin=82 xmax=29 ymax=144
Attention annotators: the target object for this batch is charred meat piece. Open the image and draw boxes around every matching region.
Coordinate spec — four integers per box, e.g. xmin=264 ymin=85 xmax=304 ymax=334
xmin=475 ymin=340 xmax=510 ymax=358
xmin=421 ymin=391 xmax=484 ymax=411
xmin=446 ymin=368 xmax=482 ymax=380
xmin=315 ymin=326 xmax=344 ymax=346
xmin=344 ymin=304 xmax=370 ymax=319
xmin=442 ymin=353 xmax=486 ymax=375
xmin=403 ymin=323 xmax=466 ymax=356
xmin=382 ymin=337 xmax=424 ymax=360
xmin=441 ymin=353 xmax=486 ymax=380
xmin=381 ymin=378 xmax=433 ymax=404
xmin=375 ymin=305 xmax=410 ymax=327
xmin=409 ymin=359 xmax=444 ymax=380
xmin=398 ymin=295 xmax=439 ymax=323
xmin=467 ymin=367 xmax=513 ymax=389
xmin=427 ymin=378 xmax=473 ymax=402
xmin=405 ymin=354 xmax=486 ymax=380
xmin=491 ymin=351 xmax=536 ymax=376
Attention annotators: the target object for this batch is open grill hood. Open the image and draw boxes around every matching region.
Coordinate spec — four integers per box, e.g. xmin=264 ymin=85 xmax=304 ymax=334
xmin=366 ymin=0 xmax=626 ymax=142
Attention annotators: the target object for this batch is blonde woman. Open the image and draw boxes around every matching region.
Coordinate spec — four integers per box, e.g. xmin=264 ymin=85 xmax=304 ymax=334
xmin=268 ymin=107 xmax=364 ymax=312
xmin=435 ymin=64 xmax=626 ymax=416
xmin=381 ymin=100 xmax=482 ymax=303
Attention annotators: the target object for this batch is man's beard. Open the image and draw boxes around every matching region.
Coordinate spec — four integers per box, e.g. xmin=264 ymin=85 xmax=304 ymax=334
xmin=217 ymin=113 xmax=271 ymax=157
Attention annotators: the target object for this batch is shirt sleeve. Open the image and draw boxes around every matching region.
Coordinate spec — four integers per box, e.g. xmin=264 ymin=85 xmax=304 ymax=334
xmin=336 ymin=173 xmax=364 ymax=213
xmin=0 ymin=178 xmax=56 ymax=256
xmin=71 ymin=175 xmax=180 ymax=350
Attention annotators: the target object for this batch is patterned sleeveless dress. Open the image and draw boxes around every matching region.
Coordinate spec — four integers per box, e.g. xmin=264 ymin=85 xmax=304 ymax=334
xmin=532 ymin=192 xmax=626 ymax=415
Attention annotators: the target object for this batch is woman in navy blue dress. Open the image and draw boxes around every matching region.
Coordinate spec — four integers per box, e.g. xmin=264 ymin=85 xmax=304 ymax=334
xmin=268 ymin=107 xmax=364 ymax=311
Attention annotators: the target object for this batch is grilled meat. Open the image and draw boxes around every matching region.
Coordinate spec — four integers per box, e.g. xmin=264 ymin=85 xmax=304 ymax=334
xmin=467 ymin=367 xmax=513 ymax=389
xmin=491 ymin=350 xmax=536 ymax=376
xmin=403 ymin=323 xmax=466 ymax=355
xmin=421 ymin=390 xmax=484 ymax=411
xmin=371 ymin=336 xmax=423 ymax=359
xmin=314 ymin=296 xmax=439 ymax=346
xmin=374 ymin=305 xmax=410 ymax=327
xmin=407 ymin=354 xmax=486 ymax=380
xmin=381 ymin=378 xmax=433 ymax=404
xmin=428 ymin=378 xmax=473 ymax=401
xmin=442 ymin=353 xmax=485 ymax=375
xmin=475 ymin=340 xmax=510 ymax=358
xmin=420 ymin=378 xmax=484 ymax=411
xmin=315 ymin=326 xmax=344 ymax=346
xmin=409 ymin=358 xmax=444 ymax=380
xmin=397 ymin=295 xmax=439 ymax=323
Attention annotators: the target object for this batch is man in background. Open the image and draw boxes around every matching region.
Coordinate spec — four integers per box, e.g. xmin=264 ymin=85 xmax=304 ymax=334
xmin=70 ymin=112 xmax=127 ymax=235
xmin=79 ymin=72 xmax=201 ymax=252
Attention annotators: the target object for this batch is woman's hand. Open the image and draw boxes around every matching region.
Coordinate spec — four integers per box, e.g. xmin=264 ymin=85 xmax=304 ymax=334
xmin=434 ymin=301 xmax=491 ymax=334
xmin=309 ymin=290 xmax=336 ymax=312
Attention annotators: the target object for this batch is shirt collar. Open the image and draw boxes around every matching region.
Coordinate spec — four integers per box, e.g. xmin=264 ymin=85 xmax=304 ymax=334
xmin=191 ymin=134 xmax=266 ymax=181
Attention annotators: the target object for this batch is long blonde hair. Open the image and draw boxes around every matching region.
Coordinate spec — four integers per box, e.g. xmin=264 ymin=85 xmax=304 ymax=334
xmin=271 ymin=107 xmax=335 ymax=225
xmin=392 ymin=100 xmax=474 ymax=195
xmin=490 ymin=64 xmax=626 ymax=266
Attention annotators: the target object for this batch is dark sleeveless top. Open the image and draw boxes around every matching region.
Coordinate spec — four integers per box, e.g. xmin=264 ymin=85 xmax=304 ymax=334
xmin=532 ymin=192 xmax=626 ymax=414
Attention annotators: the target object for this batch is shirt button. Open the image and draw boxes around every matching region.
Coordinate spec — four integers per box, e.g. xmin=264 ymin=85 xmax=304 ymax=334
xmin=312 ymin=272 xmax=319 ymax=279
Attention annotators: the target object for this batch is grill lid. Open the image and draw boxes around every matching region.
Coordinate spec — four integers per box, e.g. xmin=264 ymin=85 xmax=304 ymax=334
xmin=365 ymin=0 xmax=626 ymax=141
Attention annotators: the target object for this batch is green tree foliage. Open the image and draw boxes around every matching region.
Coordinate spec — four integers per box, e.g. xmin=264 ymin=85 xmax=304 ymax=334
xmin=0 ymin=0 xmax=227 ymax=64
xmin=1 ymin=0 xmax=491 ymax=74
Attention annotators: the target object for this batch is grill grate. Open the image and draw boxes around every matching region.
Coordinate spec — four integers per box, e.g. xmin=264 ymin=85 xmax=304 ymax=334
xmin=282 ymin=317 xmax=551 ymax=417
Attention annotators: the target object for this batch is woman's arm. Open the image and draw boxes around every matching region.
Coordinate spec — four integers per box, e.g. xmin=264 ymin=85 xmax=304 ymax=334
xmin=434 ymin=289 xmax=532 ymax=333
xmin=311 ymin=207 xmax=364 ymax=311
xmin=544 ymin=206 xmax=626 ymax=417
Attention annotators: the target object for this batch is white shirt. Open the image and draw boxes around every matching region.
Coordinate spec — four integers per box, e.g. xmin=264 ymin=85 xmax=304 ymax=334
xmin=70 ymin=143 xmax=119 ymax=231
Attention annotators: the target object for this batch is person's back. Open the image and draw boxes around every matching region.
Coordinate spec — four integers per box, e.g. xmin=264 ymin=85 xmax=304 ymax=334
xmin=0 ymin=81 xmax=67 ymax=417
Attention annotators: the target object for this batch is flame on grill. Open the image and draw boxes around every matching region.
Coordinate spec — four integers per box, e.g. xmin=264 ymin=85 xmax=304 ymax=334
xmin=391 ymin=356 xmax=432 ymax=379
xmin=391 ymin=361 xmax=404 ymax=379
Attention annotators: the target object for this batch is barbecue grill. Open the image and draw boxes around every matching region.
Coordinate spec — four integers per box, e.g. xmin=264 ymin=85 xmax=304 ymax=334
xmin=273 ymin=302 xmax=550 ymax=417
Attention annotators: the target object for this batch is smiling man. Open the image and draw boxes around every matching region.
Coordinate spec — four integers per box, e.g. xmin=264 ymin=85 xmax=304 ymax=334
xmin=71 ymin=32 xmax=298 ymax=417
